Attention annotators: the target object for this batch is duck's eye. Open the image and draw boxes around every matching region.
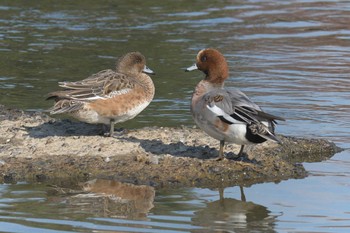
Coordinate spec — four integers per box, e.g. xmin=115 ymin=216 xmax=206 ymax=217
xmin=135 ymin=57 xmax=142 ymax=63
xmin=201 ymin=55 xmax=207 ymax=62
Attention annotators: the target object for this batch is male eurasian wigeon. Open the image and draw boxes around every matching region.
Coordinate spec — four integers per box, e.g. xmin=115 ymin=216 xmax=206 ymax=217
xmin=47 ymin=52 xmax=155 ymax=136
xmin=186 ymin=48 xmax=285 ymax=160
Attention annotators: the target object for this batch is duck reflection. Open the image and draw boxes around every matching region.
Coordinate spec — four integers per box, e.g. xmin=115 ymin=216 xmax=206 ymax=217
xmin=192 ymin=187 xmax=276 ymax=232
xmin=51 ymin=179 xmax=155 ymax=219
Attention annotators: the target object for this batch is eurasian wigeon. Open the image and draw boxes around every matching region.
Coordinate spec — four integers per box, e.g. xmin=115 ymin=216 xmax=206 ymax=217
xmin=47 ymin=52 xmax=155 ymax=136
xmin=186 ymin=48 xmax=285 ymax=160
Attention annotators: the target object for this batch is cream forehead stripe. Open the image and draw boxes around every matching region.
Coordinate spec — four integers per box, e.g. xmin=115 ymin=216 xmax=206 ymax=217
xmin=197 ymin=49 xmax=205 ymax=61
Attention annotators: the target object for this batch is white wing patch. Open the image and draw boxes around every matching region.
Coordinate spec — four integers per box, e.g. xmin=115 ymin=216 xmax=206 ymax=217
xmin=206 ymin=104 xmax=244 ymax=124
xmin=81 ymin=96 xmax=107 ymax=101
xmin=79 ymin=88 xmax=132 ymax=101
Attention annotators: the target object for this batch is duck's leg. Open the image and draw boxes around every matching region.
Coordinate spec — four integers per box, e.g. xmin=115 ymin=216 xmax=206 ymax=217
xmin=237 ymin=145 xmax=245 ymax=157
xmin=109 ymin=119 xmax=115 ymax=137
xmin=100 ymin=124 xmax=108 ymax=136
xmin=218 ymin=140 xmax=225 ymax=160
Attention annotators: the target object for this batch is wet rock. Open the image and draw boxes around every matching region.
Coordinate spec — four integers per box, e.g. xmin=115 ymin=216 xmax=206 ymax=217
xmin=0 ymin=104 xmax=341 ymax=188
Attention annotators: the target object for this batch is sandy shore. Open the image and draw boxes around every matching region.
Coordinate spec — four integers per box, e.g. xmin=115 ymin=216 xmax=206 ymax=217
xmin=0 ymin=105 xmax=341 ymax=188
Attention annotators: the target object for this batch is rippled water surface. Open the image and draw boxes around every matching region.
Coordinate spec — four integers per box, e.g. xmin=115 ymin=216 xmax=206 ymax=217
xmin=1 ymin=0 xmax=350 ymax=232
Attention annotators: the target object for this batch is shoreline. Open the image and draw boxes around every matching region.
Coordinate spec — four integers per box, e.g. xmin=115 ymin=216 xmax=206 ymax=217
xmin=0 ymin=105 xmax=341 ymax=188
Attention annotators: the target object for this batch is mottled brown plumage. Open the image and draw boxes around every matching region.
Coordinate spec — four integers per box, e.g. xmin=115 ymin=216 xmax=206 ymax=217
xmin=47 ymin=52 xmax=155 ymax=136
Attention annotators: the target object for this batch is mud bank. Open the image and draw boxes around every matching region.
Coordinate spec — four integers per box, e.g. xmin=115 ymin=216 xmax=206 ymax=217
xmin=0 ymin=105 xmax=341 ymax=188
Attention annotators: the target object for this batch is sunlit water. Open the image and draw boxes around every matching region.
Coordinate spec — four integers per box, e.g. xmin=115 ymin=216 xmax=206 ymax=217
xmin=1 ymin=0 xmax=350 ymax=232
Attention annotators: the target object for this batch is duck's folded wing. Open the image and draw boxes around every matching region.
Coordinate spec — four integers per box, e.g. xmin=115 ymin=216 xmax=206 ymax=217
xmin=48 ymin=99 xmax=84 ymax=114
xmin=48 ymin=70 xmax=135 ymax=101
xmin=205 ymin=89 xmax=285 ymax=125
xmin=205 ymin=89 xmax=284 ymax=143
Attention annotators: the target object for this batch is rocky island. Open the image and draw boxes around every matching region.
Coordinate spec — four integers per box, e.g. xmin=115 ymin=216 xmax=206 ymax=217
xmin=0 ymin=105 xmax=340 ymax=188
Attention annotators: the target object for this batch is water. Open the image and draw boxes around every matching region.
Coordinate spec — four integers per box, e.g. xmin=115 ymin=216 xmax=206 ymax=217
xmin=0 ymin=0 xmax=350 ymax=232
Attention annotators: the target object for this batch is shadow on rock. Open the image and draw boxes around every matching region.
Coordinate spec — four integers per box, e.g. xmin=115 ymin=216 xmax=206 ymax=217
xmin=25 ymin=119 xmax=104 ymax=138
xmin=120 ymin=136 xmax=242 ymax=160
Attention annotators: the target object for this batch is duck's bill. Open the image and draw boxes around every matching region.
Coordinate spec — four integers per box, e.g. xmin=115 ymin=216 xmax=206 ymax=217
xmin=143 ymin=66 xmax=155 ymax=75
xmin=185 ymin=63 xmax=198 ymax=72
